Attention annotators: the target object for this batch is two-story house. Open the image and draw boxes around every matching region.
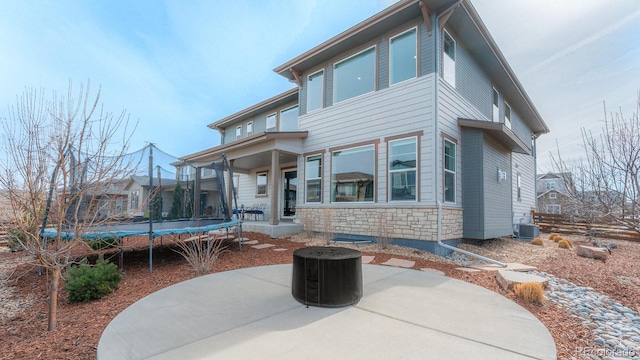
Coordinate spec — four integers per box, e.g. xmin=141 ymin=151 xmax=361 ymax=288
xmin=175 ymin=0 xmax=549 ymax=254
xmin=536 ymin=172 xmax=573 ymax=214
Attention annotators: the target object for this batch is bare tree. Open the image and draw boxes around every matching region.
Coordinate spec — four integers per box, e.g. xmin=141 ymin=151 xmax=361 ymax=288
xmin=0 ymin=81 xmax=136 ymax=331
xmin=552 ymin=91 xmax=640 ymax=235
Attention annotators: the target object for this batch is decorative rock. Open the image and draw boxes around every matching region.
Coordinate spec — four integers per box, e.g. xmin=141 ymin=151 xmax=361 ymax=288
xmin=495 ymin=270 xmax=548 ymax=292
xmin=576 ymin=244 xmax=609 ymax=261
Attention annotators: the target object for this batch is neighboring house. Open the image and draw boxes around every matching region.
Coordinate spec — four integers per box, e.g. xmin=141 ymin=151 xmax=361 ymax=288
xmin=124 ymin=176 xmax=179 ymax=218
xmin=176 ymin=0 xmax=549 ymax=253
xmin=536 ymin=172 xmax=572 ymax=214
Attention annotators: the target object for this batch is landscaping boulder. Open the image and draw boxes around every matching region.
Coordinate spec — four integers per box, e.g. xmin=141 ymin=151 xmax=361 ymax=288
xmin=496 ymin=270 xmax=548 ymax=292
xmin=576 ymin=245 xmax=608 ymax=261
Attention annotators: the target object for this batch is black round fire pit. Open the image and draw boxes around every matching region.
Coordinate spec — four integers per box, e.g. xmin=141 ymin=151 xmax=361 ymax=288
xmin=292 ymin=246 xmax=362 ymax=307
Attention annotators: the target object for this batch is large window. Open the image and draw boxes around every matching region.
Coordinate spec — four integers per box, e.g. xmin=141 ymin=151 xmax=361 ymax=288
xmin=389 ymin=137 xmax=417 ymax=201
xmin=389 ymin=28 xmax=417 ymax=85
xmin=305 ymin=154 xmax=322 ymax=203
xmin=280 ymin=106 xmax=298 ymax=131
xmin=333 ymin=47 xmax=376 ymax=103
xmin=492 ymin=88 xmax=499 ymax=122
xmin=443 ymin=139 xmax=456 ymax=203
xmin=443 ymin=31 xmax=456 ymax=87
xmin=331 ymin=145 xmax=375 ymax=202
xmin=505 ymin=102 xmax=512 ymax=129
xmin=307 ymin=70 xmax=324 ymax=112
xmin=266 ymin=113 xmax=276 ymax=132
xmin=256 ymin=172 xmax=268 ymax=196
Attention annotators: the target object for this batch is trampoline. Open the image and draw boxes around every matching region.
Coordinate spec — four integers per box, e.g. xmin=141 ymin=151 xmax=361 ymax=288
xmin=38 ymin=154 xmax=244 ymax=273
xmin=40 ymin=218 xmax=243 ymax=272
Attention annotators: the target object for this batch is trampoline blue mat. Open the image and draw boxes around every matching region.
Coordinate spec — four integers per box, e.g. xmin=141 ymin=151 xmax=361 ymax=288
xmin=41 ymin=218 xmax=241 ymax=240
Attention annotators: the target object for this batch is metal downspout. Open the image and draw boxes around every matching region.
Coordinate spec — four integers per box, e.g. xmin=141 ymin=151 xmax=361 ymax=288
xmin=433 ymin=1 xmax=506 ymax=267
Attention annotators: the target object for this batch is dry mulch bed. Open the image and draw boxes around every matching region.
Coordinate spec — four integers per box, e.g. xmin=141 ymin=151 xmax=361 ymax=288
xmin=1 ymin=232 xmax=639 ymax=359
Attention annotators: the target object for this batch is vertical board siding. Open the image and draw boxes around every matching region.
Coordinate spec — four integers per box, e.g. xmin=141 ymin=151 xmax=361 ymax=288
xmin=461 ymin=128 xmax=484 ymax=237
xmin=482 ymin=135 xmax=513 ymax=238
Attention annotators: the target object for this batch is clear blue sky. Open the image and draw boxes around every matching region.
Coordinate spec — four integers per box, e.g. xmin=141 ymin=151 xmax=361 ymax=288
xmin=1 ymin=0 xmax=639 ymax=172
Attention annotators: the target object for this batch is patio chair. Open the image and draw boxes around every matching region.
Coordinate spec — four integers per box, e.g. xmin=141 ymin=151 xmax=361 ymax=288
xmin=252 ymin=203 xmax=266 ymax=221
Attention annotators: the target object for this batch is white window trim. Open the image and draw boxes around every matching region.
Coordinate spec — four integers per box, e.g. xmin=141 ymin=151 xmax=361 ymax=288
xmin=279 ymin=105 xmax=299 ymax=131
xmin=256 ymin=172 xmax=268 ymax=196
xmin=306 ymin=69 xmax=324 ymax=113
xmin=388 ymin=136 xmax=418 ymax=202
xmin=504 ymin=102 xmax=512 ymax=129
xmin=266 ymin=112 xmax=277 ymax=132
xmin=235 ymin=125 xmax=242 ymax=140
xmin=246 ymin=121 xmax=253 ymax=137
xmin=389 ymin=26 xmax=418 ymax=86
xmin=492 ymin=87 xmax=500 ymax=122
xmin=442 ymin=30 xmax=456 ymax=88
xmin=549 ymin=192 xmax=557 ymax=199
xmin=443 ymin=138 xmax=456 ymax=204
xmin=333 ymin=45 xmax=377 ymax=104
xmin=305 ymin=154 xmax=322 ymax=203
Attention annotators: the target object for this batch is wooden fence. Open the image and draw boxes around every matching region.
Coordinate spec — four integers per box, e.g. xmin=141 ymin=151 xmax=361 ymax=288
xmin=533 ymin=212 xmax=640 ymax=242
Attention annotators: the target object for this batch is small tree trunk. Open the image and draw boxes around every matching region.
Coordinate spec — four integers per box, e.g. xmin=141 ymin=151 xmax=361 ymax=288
xmin=48 ymin=267 xmax=60 ymax=331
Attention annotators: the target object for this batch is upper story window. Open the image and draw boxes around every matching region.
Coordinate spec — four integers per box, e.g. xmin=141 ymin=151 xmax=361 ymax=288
xmin=307 ymin=70 xmax=324 ymax=112
xmin=333 ymin=47 xmax=376 ymax=104
xmin=305 ymin=154 xmax=322 ymax=203
xmin=443 ymin=138 xmax=456 ymax=203
xmin=266 ymin=113 xmax=276 ymax=132
xmin=492 ymin=88 xmax=499 ymax=122
xmin=246 ymin=121 xmax=253 ymax=137
xmin=443 ymin=31 xmax=456 ymax=87
xmin=331 ymin=144 xmax=375 ymax=202
xmin=549 ymin=192 xmax=557 ymax=199
xmin=389 ymin=137 xmax=417 ymax=201
xmin=546 ymin=181 xmax=556 ymax=190
xmin=279 ymin=105 xmax=298 ymax=131
xmin=389 ymin=27 xmax=417 ymax=85
xmin=235 ymin=125 xmax=242 ymax=140
xmin=504 ymin=102 xmax=512 ymax=129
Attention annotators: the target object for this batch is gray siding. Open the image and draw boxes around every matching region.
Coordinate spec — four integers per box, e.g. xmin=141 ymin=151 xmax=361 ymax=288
xmin=482 ymin=136 xmax=513 ymax=238
xmin=325 ymin=64 xmax=334 ymax=108
xmin=300 ymin=74 xmax=434 ymax=203
xmin=377 ymin=36 xmax=389 ymax=92
xmin=461 ymin=128 xmax=484 ymax=237
xmin=510 ymin=109 xmax=532 ymax=151
xmin=419 ymin=20 xmax=435 ymax=76
xmin=512 ymin=152 xmax=536 ymax=224
xmin=461 ymin=128 xmax=513 ymax=239
xmin=456 ymin=36 xmax=492 ymax=120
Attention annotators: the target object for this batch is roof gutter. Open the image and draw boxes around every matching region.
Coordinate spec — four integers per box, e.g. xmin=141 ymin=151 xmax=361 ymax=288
xmin=434 ymin=0 xmax=506 ymax=267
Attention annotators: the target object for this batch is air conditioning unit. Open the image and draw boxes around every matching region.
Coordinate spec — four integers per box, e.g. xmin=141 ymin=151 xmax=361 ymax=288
xmin=518 ymin=224 xmax=539 ymax=239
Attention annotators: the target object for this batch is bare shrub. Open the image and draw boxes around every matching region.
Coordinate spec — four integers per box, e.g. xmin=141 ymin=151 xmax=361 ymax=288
xmin=548 ymin=233 xmax=561 ymax=242
xmin=172 ymin=235 xmax=229 ymax=276
xmin=375 ymin=213 xmax=393 ymax=249
xmin=513 ymin=282 xmax=546 ymax=305
xmin=299 ymin=211 xmax=315 ymax=238
xmin=321 ymin=209 xmax=334 ymax=245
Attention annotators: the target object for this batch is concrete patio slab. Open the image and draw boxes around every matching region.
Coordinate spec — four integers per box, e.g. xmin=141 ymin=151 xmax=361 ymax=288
xmin=98 ymin=264 xmax=555 ymax=359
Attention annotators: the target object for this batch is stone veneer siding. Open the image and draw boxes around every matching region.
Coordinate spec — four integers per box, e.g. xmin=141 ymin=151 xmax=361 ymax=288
xmin=296 ymin=206 xmax=463 ymax=242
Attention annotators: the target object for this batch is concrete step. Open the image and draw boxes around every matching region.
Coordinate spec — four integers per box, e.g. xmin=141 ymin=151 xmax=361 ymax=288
xmin=496 ymin=269 xmax=548 ymax=292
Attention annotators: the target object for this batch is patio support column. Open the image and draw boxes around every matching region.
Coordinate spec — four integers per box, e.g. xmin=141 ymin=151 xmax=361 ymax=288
xmin=227 ymin=159 xmax=234 ymax=218
xmin=270 ymin=150 xmax=280 ymax=225
xmin=194 ymin=167 xmax=201 ymax=218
